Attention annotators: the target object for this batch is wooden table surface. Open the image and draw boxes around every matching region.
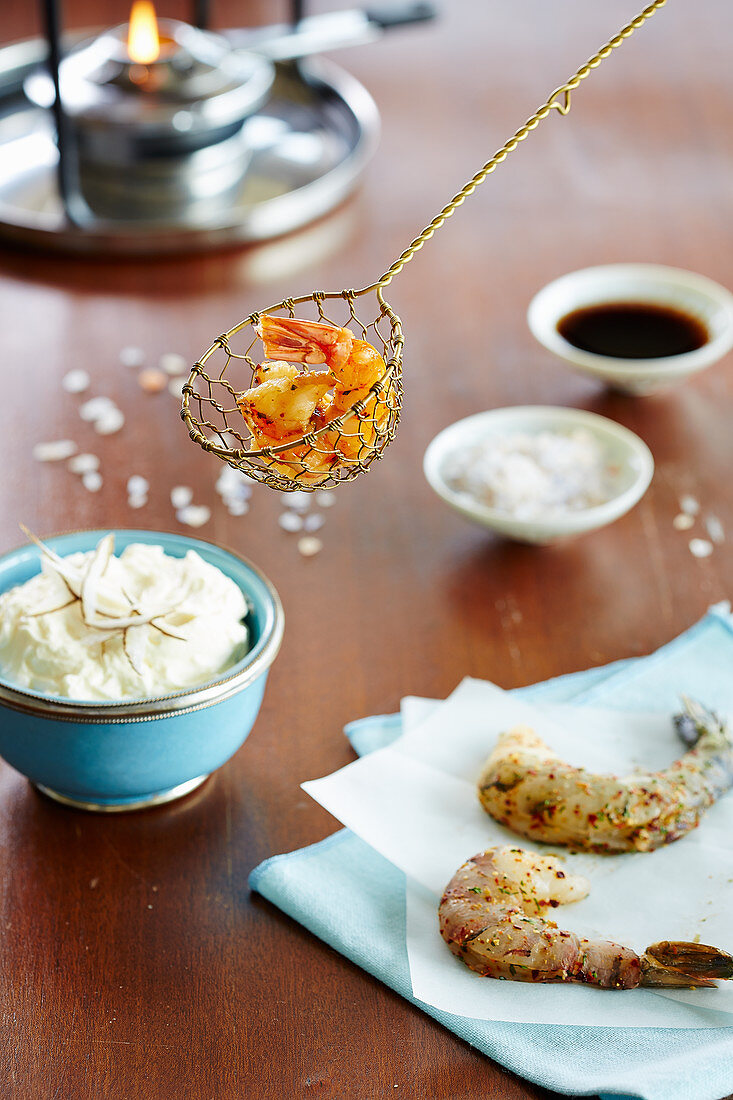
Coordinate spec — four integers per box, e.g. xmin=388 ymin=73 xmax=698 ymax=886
xmin=1 ymin=1 xmax=732 ymax=1096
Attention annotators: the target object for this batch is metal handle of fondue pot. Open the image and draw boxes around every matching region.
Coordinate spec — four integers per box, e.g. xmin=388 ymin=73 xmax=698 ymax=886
xmin=222 ymin=3 xmax=436 ymax=63
xmin=0 ymin=5 xmax=436 ymax=101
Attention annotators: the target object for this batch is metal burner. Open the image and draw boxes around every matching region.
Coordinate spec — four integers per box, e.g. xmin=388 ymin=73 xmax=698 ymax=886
xmin=24 ymin=20 xmax=274 ymax=220
xmin=0 ymin=5 xmax=435 ymax=253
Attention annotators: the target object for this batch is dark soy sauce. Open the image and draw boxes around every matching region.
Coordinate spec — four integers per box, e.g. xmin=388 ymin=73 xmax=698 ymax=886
xmin=557 ymin=302 xmax=709 ymax=360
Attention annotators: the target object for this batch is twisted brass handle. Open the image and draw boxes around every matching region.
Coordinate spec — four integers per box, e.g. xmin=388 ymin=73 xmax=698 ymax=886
xmin=362 ymin=0 xmax=667 ymax=294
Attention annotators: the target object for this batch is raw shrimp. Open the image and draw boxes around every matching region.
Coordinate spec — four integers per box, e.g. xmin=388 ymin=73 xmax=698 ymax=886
xmin=439 ymin=846 xmax=733 ymax=988
xmin=478 ymin=698 xmax=733 ymax=853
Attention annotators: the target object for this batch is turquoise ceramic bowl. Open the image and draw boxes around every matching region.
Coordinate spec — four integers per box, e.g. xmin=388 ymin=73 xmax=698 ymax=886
xmin=0 ymin=530 xmax=284 ymax=812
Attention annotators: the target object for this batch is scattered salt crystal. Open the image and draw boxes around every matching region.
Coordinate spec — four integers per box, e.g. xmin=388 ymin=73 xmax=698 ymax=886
xmin=94 ymin=407 xmax=125 ymax=435
xmin=689 ymin=538 xmax=713 ymax=559
xmin=673 ymin=513 xmax=695 ymax=531
xmin=159 ymin=352 xmax=187 ymax=376
xmin=62 ymin=369 xmax=90 ymax=394
xmin=33 ymin=439 xmax=77 ymax=462
xmin=297 ymin=536 xmax=323 ymax=557
xmin=315 ymin=489 xmax=335 ymax=508
xmin=217 ymin=467 xmax=253 ymax=497
xmin=171 ymin=485 xmax=193 ymax=509
xmin=216 ymin=466 xmax=255 ymax=518
xmin=177 ymin=505 xmax=211 ymax=528
xmin=705 ymin=515 xmax=725 ymax=544
xmin=79 ymin=396 xmax=116 ymax=422
xmin=128 ymin=495 xmax=148 ymax=510
xmin=304 ymin=513 xmax=324 ymax=532
xmin=82 ymin=471 xmax=103 ymax=492
xmin=68 ymin=452 xmax=100 ymax=474
xmin=279 ymin=512 xmax=304 ymax=533
xmin=127 ymin=475 xmax=149 ymax=496
xmin=285 ymin=490 xmax=311 ymax=513
xmin=680 ymin=495 xmax=700 ymax=517
xmin=139 ymin=368 xmax=167 ymax=394
xmin=444 ymin=429 xmax=615 ymax=518
xmin=168 ymin=376 xmax=188 ymax=398
xmin=119 ymin=346 xmax=145 ymax=368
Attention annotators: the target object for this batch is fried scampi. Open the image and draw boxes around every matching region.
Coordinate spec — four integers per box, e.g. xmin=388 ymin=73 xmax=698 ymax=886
xmin=236 ymin=315 xmax=389 ymax=482
xmin=439 ymin=847 xmax=733 ymax=989
xmin=478 ymin=698 xmax=733 ymax=853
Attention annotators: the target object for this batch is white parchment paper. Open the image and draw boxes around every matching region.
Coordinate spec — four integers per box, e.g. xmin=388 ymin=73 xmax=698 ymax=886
xmin=302 ymin=679 xmax=733 ymax=1029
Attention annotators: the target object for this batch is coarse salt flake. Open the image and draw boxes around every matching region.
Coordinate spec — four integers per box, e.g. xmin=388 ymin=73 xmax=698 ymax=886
xmin=168 ymin=376 xmax=188 ymax=398
xmin=216 ymin=467 xmax=254 ymax=503
xmin=177 ymin=505 xmax=211 ymax=528
xmin=444 ymin=429 xmax=616 ymax=519
xmin=68 ymin=453 xmax=100 ymax=475
xmin=673 ymin=513 xmax=695 ymax=531
xmin=127 ymin=475 xmax=149 ymax=496
xmin=159 ymin=353 xmax=187 ymax=376
xmin=689 ymin=538 xmax=713 ymax=559
xmin=82 ymin=471 xmax=103 ymax=492
xmin=279 ymin=512 xmax=304 ymax=533
xmin=62 ymin=369 xmax=91 ymax=394
xmin=171 ymin=485 xmax=193 ymax=509
xmin=297 ymin=536 xmax=323 ymax=557
xmin=705 ymin=515 xmax=725 ymax=545
xmin=284 ymin=490 xmax=311 ymax=513
xmin=33 ymin=440 xmax=77 ymax=462
xmin=680 ymin=495 xmax=700 ymax=517
xmin=94 ymin=408 xmax=125 ymax=435
xmin=119 ymin=346 xmax=145 ymax=368
xmin=79 ymin=396 xmax=116 ymax=422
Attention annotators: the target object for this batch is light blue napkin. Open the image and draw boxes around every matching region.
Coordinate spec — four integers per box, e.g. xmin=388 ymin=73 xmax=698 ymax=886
xmin=250 ymin=605 xmax=733 ymax=1100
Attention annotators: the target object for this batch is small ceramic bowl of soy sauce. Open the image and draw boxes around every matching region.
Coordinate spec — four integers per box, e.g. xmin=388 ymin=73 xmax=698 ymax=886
xmin=527 ymin=264 xmax=733 ymax=395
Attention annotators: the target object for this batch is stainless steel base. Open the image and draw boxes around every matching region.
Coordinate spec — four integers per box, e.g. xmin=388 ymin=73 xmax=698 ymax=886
xmin=0 ymin=41 xmax=379 ymax=254
xmin=34 ymin=773 xmax=210 ymax=812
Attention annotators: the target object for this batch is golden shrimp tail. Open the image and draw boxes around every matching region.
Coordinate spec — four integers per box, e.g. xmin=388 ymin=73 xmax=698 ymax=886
xmin=640 ymin=941 xmax=733 ymax=988
xmin=257 ymin=314 xmax=353 ymax=372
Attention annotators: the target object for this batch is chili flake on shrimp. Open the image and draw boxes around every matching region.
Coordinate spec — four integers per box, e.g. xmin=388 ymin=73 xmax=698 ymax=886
xmin=440 ymin=846 xmax=733 ymax=989
xmin=478 ymin=698 xmax=733 ymax=853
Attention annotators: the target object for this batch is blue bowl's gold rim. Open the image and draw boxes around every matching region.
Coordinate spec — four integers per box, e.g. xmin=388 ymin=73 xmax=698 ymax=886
xmin=0 ymin=528 xmax=284 ymax=724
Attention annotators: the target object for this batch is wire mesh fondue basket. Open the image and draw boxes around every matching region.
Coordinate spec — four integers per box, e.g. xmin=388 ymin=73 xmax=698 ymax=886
xmin=182 ymin=0 xmax=666 ymax=492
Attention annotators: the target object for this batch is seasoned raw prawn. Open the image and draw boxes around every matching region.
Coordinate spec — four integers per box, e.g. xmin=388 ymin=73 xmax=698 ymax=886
xmin=439 ymin=846 xmax=733 ymax=988
xmin=478 ymin=698 xmax=733 ymax=853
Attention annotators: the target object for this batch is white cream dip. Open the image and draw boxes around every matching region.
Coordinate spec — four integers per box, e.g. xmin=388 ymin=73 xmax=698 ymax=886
xmin=0 ymin=541 xmax=250 ymax=701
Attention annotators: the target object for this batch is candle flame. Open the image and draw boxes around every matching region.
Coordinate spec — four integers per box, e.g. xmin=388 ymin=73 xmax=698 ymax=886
xmin=127 ymin=0 xmax=160 ymax=65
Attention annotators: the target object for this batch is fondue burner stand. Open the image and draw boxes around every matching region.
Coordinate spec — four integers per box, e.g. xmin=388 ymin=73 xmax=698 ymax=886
xmin=28 ymin=2 xmax=275 ymax=222
xmin=0 ymin=1 xmax=433 ymax=254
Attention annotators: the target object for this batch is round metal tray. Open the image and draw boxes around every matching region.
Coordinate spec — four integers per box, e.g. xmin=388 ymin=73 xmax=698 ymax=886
xmin=0 ymin=36 xmax=380 ymax=255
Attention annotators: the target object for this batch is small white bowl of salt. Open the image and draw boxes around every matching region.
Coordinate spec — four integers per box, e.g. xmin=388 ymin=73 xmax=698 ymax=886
xmin=423 ymin=405 xmax=654 ymax=545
